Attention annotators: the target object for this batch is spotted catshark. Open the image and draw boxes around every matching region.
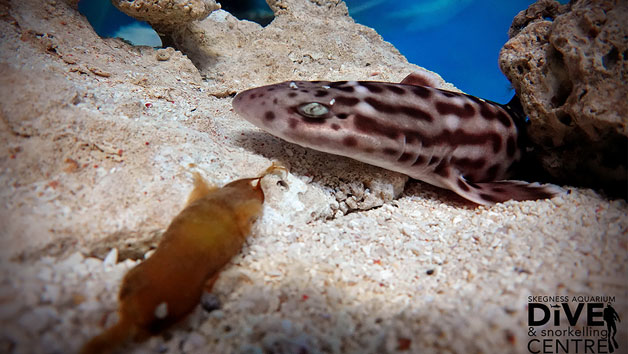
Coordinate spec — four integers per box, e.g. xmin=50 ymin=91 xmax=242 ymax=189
xmin=232 ymin=72 xmax=560 ymax=205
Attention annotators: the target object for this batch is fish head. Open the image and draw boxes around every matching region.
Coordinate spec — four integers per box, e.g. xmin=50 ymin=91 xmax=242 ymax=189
xmin=233 ymin=81 xmax=379 ymax=156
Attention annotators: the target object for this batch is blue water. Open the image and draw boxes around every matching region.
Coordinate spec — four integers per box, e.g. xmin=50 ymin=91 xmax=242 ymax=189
xmin=78 ymin=0 xmax=161 ymax=46
xmin=345 ymin=0 xmax=568 ymax=103
xmin=79 ymin=0 xmax=568 ymax=103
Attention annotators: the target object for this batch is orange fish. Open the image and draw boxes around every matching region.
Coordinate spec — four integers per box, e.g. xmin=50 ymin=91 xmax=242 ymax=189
xmin=81 ymin=164 xmax=284 ymax=354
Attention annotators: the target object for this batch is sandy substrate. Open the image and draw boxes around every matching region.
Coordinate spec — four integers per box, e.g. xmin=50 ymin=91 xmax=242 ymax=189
xmin=0 ymin=1 xmax=626 ymax=353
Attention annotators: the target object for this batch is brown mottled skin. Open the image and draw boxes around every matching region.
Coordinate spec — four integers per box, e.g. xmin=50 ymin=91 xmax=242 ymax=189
xmin=233 ymin=73 xmax=560 ymax=205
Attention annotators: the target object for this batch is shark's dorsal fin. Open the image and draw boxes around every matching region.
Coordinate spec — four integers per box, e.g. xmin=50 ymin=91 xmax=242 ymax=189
xmin=400 ymin=71 xmax=440 ymax=88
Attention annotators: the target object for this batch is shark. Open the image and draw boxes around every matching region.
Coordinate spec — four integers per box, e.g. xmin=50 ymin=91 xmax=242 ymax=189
xmin=232 ymin=72 xmax=561 ymax=205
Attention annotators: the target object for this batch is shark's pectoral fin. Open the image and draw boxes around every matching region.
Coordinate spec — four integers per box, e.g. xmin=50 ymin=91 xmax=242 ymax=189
xmin=444 ymin=175 xmax=563 ymax=206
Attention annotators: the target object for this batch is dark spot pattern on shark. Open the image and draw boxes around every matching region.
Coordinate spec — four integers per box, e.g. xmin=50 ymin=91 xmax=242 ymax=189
xmin=232 ymin=73 xmax=562 ymax=205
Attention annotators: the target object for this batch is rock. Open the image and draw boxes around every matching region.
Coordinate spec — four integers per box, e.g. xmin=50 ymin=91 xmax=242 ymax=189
xmin=121 ymin=0 xmax=453 ymax=95
xmin=506 ymin=0 xmax=568 ymax=38
xmin=102 ymin=248 xmax=118 ymax=268
xmin=499 ymin=0 xmax=627 ymax=196
xmin=200 ymin=292 xmax=221 ymax=313
xmin=111 ymin=0 xmax=220 ymax=29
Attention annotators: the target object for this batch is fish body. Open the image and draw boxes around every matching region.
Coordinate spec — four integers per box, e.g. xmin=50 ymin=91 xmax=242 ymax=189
xmin=81 ymin=165 xmax=284 ymax=354
xmin=233 ymin=73 xmax=559 ymax=205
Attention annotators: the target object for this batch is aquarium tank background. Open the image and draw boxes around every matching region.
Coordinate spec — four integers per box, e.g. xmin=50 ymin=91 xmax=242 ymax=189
xmin=78 ymin=0 xmax=568 ymax=103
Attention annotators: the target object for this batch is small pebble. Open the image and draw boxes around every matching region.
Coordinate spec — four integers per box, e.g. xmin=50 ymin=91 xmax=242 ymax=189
xmin=42 ymin=284 xmax=61 ymax=303
xmin=154 ymin=302 xmax=168 ymax=319
xmin=181 ymin=332 xmax=206 ymax=352
xmin=59 ymin=252 xmax=84 ymax=270
xmin=88 ymin=66 xmax=111 ymax=77
xmin=103 ymin=248 xmax=118 ymax=268
xmin=200 ymin=293 xmax=221 ymax=313
xmin=156 ymin=48 xmax=172 ymax=61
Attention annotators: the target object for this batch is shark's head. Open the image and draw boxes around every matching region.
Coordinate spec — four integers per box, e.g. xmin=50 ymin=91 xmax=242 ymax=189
xmin=233 ymin=80 xmax=383 ymax=157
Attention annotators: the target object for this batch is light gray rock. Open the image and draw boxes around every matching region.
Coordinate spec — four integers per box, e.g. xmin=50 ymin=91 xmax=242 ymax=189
xmin=111 ymin=0 xmax=219 ymax=28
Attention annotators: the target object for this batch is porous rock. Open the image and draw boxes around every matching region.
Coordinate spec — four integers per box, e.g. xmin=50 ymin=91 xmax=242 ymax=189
xmin=499 ymin=0 xmax=627 ymax=195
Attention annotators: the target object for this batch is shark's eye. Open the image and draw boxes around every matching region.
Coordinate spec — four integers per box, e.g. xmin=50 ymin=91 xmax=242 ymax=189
xmin=297 ymin=102 xmax=329 ymax=119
